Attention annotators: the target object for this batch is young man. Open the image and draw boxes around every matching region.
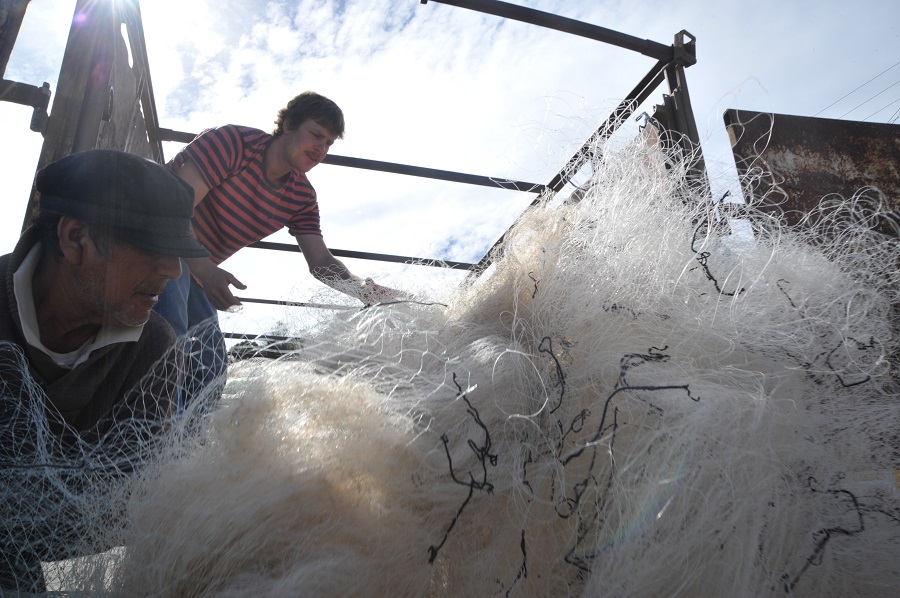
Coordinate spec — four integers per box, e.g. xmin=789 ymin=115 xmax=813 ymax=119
xmin=155 ymin=91 xmax=404 ymax=337
xmin=0 ymin=149 xmax=209 ymax=592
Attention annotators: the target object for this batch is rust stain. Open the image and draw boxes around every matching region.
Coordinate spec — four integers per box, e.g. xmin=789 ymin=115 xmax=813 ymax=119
xmin=724 ymin=109 xmax=900 ymax=236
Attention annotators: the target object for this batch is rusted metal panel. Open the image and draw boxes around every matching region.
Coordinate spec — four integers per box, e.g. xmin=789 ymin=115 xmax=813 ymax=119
xmin=724 ymin=108 xmax=900 ymax=234
xmin=726 ymin=109 xmax=900 ymax=378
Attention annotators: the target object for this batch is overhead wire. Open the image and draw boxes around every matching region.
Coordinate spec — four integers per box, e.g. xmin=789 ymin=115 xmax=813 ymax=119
xmin=888 ymin=106 xmax=900 ymax=124
xmin=861 ymin=95 xmax=900 ymax=122
xmin=814 ymin=58 xmax=900 ymax=117
xmin=838 ymin=78 xmax=900 ymax=120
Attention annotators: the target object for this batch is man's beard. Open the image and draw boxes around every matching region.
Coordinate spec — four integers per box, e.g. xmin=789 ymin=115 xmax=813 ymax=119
xmin=75 ymin=262 xmax=149 ymax=329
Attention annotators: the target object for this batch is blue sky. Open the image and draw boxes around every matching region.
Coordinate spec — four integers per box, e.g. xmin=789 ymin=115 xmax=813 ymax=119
xmin=2 ymin=0 xmax=898 ymax=334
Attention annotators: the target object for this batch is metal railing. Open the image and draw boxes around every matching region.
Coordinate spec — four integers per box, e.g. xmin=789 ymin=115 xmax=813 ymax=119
xmin=3 ymin=0 xmax=705 ymax=342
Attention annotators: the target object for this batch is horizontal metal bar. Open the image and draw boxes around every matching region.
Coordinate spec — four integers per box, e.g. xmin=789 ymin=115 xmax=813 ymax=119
xmin=157 ymin=127 xmax=196 ymax=143
xmin=157 ymin=128 xmax=544 ymax=192
xmin=0 ymin=79 xmax=51 ymax=132
xmin=249 ymin=240 xmax=478 ymax=270
xmin=234 ymin=296 xmax=357 ymax=310
xmin=0 ymin=79 xmax=50 ymax=109
xmin=323 ymin=154 xmax=546 ymax=192
xmin=224 ymin=332 xmax=294 ymax=342
xmin=422 ymin=0 xmax=673 ymax=61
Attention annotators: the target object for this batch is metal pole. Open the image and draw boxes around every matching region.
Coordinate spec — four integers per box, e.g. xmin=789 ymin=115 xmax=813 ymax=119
xmin=467 ymin=57 xmax=673 ymax=276
xmin=420 ymin=0 xmax=673 ymax=62
xmin=665 ymin=61 xmax=708 ymax=191
xmin=249 ymin=240 xmax=478 ymax=271
xmin=0 ymin=0 xmax=30 ymax=78
xmin=546 ymin=58 xmax=671 ymax=193
xmin=157 ymin=127 xmax=548 ymax=193
xmin=324 ymin=154 xmax=546 ymax=193
xmin=121 ymin=0 xmax=164 ymax=163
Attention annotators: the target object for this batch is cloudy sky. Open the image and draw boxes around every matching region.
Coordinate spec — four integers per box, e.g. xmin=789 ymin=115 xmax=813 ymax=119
xmin=2 ymin=0 xmax=898 ymax=335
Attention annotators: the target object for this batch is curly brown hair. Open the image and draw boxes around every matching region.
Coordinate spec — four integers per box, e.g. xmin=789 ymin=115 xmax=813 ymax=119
xmin=273 ymin=91 xmax=345 ymax=138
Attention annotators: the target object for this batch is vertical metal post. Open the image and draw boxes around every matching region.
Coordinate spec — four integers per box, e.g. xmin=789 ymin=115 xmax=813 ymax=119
xmin=21 ymin=0 xmax=118 ymax=230
xmin=122 ymin=2 xmax=164 ymax=163
xmin=663 ymin=31 xmax=708 ymax=193
xmin=0 ymin=0 xmax=30 ymax=78
xmin=1 ymin=1 xmax=51 ymax=132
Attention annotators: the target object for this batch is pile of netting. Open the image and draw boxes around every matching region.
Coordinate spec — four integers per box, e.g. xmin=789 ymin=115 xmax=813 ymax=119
xmin=2 ymin=130 xmax=898 ymax=597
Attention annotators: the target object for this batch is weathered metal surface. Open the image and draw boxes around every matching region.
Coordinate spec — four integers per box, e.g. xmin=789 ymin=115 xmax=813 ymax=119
xmin=95 ymin=20 xmax=154 ymax=158
xmin=725 ymin=108 xmax=900 ymax=235
xmin=0 ymin=0 xmax=30 ymax=78
xmin=726 ymin=110 xmax=900 ymax=379
xmin=1 ymin=0 xmax=51 ymax=132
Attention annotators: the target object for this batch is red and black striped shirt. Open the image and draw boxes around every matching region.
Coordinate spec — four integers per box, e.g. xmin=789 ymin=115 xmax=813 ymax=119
xmin=167 ymin=125 xmax=322 ymax=265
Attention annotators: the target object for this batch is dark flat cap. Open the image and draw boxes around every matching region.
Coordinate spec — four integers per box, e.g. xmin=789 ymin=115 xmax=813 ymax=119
xmin=36 ymin=149 xmax=209 ymax=258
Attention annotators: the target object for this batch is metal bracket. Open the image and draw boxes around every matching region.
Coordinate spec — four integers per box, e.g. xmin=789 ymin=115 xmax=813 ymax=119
xmin=673 ymin=30 xmax=697 ymax=67
xmin=0 ymin=79 xmax=51 ymax=132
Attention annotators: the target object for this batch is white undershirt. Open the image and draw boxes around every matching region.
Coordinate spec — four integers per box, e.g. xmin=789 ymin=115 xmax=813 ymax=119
xmin=13 ymin=244 xmax=142 ymax=369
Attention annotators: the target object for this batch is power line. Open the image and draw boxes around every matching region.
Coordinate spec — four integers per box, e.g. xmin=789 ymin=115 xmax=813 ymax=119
xmin=838 ymin=78 xmax=900 ymax=119
xmin=888 ymin=106 xmax=900 ymax=124
xmin=861 ymin=95 xmax=900 ymax=122
xmin=814 ymin=58 xmax=900 ymax=117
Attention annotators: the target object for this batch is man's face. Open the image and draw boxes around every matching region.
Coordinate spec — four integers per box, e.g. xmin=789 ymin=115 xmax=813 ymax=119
xmin=76 ymin=239 xmax=182 ymax=327
xmin=281 ymin=119 xmax=336 ymax=173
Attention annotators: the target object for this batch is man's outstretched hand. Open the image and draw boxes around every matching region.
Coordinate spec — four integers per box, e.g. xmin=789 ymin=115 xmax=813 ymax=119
xmin=186 ymin=257 xmax=248 ymax=311
xmin=360 ymin=278 xmax=411 ymax=307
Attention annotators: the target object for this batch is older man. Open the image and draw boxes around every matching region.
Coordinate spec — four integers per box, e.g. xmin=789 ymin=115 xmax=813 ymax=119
xmin=0 ymin=149 xmax=209 ymax=593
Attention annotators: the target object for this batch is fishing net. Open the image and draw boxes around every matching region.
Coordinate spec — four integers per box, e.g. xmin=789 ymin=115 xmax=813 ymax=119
xmin=1 ymin=126 xmax=897 ymax=596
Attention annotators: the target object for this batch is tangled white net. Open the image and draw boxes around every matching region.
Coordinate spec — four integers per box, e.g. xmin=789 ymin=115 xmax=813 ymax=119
xmin=2 ymin=126 xmax=898 ymax=597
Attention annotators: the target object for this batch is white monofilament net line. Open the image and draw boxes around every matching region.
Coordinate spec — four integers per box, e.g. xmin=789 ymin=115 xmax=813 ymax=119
xmin=2 ymin=123 xmax=898 ymax=597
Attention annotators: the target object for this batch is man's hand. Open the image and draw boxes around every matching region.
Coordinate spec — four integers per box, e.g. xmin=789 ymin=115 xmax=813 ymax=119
xmin=296 ymin=234 xmax=411 ymax=307
xmin=185 ymin=257 xmax=247 ymax=311
xmin=360 ymin=278 xmax=411 ymax=307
